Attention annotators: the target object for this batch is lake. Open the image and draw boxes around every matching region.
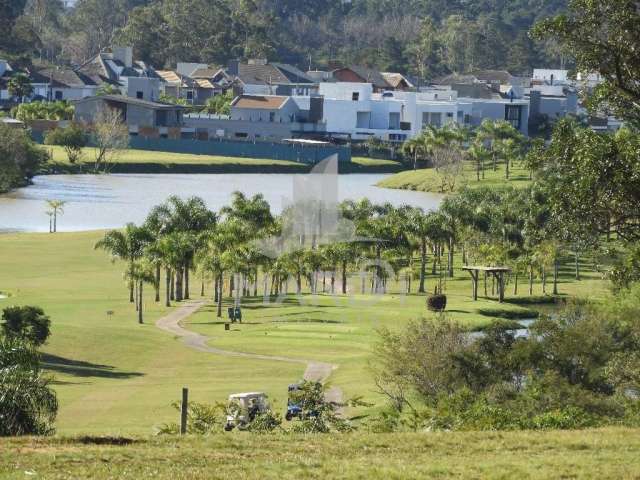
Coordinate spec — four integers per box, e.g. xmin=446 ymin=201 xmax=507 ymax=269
xmin=0 ymin=174 xmax=443 ymax=233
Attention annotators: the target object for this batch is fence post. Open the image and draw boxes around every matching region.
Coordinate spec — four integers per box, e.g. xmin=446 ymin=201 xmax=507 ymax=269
xmin=180 ymin=387 xmax=188 ymax=435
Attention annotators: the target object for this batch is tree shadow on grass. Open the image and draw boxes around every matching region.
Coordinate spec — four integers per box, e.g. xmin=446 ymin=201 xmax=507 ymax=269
xmin=41 ymin=353 xmax=144 ymax=379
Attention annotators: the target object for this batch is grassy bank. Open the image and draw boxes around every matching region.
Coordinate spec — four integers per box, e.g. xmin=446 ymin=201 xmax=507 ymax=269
xmin=378 ymin=159 xmax=532 ymax=193
xmin=3 ymin=428 xmax=640 ymax=479
xmin=0 ymin=231 xmax=607 ymax=435
xmin=39 ymin=146 xmax=405 ymax=175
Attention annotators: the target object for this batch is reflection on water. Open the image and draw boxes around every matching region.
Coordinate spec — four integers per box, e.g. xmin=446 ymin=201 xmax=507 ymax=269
xmin=0 ymin=174 xmax=443 ymax=233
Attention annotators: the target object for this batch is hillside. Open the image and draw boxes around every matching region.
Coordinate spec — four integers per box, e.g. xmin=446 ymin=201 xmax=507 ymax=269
xmin=3 ymin=0 xmax=568 ymax=79
xmin=3 ymin=429 xmax=640 ymax=479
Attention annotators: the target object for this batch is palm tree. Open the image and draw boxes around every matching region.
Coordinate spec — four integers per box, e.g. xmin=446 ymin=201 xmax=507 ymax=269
xmin=146 ymin=196 xmax=216 ymax=300
xmin=199 ymin=220 xmax=246 ymax=317
xmin=95 ymin=224 xmax=152 ymax=303
xmin=7 ymin=73 xmax=33 ymax=103
xmin=467 ymin=143 xmax=490 ymax=181
xmin=408 ymin=209 xmax=445 ymax=294
xmin=127 ymin=259 xmax=157 ymax=324
xmin=45 ymin=200 xmax=66 ymax=233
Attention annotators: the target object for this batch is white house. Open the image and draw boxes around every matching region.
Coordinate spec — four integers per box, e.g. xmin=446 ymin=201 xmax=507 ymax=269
xmin=319 ymin=83 xmax=473 ymax=141
xmin=532 ymin=69 xmax=570 ymax=85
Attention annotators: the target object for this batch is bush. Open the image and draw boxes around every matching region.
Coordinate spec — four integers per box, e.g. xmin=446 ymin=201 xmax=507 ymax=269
xmin=373 ymin=295 xmax=640 ymax=432
xmin=0 ymin=338 xmax=58 ymax=436
xmin=1 ymin=306 xmax=51 ymax=346
xmin=156 ymin=401 xmax=226 ymax=435
xmin=244 ymin=410 xmax=283 ymax=433
xmin=45 ymin=124 xmax=87 ymax=163
xmin=0 ymin=124 xmax=48 ymax=193
xmin=427 ymin=294 xmax=447 ymax=312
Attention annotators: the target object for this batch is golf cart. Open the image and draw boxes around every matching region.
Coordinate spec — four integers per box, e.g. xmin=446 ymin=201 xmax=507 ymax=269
xmin=285 ymin=382 xmax=321 ymax=421
xmin=224 ymin=392 xmax=269 ymax=431
xmin=285 ymin=384 xmax=303 ymax=421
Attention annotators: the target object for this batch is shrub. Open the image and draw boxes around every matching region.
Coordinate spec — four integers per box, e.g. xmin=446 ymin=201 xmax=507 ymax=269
xmin=244 ymin=410 xmax=283 ymax=433
xmin=156 ymin=401 xmax=226 ymax=435
xmin=0 ymin=124 xmax=48 ymax=193
xmin=1 ymin=306 xmax=51 ymax=346
xmin=0 ymin=338 xmax=58 ymax=436
xmin=45 ymin=124 xmax=87 ymax=163
xmin=427 ymin=294 xmax=447 ymax=312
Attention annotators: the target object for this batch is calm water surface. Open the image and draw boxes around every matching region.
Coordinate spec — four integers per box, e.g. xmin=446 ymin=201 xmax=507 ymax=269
xmin=0 ymin=174 xmax=443 ymax=232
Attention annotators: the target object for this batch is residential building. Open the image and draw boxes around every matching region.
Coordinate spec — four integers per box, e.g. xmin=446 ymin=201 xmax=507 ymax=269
xmin=183 ymin=94 xmax=324 ymax=141
xmin=319 ymin=83 xmax=472 ymax=141
xmin=156 ymin=69 xmax=217 ymax=105
xmin=381 ymin=72 xmax=414 ymax=91
xmin=74 ymin=95 xmax=185 ymax=137
xmin=532 ymin=69 xmax=570 ymax=86
xmin=29 ymin=67 xmax=99 ymax=101
xmin=224 ymin=59 xmax=316 ymax=96
xmin=76 ymin=46 xmax=161 ymax=102
xmin=0 ymin=60 xmax=14 ymax=103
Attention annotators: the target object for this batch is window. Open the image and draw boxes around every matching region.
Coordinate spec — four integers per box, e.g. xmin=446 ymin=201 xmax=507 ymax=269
xmin=136 ymin=91 xmax=144 ymax=99
xmin=54 ymin=90 xmax=63 ymax=100
xmin=447 ymin=112 xmax=454 ymax=118
xmin=389 ymin=112 xmax=400 ymax=130
xmin=422 ymin=112 xmax=442 ymax=127
xmin=156 ymin=110 xmax=168 ymax=126
xmin=269 ymin=112 xmax=275 ymax=122
xmin=356 ymin=111 xmax=371 ymax=129
xmin=186 ymin=91 xmax=193 ymax=100
xmin=505 ymin=105 xmax=522 ymax=130
xmin=352 ymin=92 xmax=359 ymax=101
xmin=235 ymin=132 xmax=248 ymax=138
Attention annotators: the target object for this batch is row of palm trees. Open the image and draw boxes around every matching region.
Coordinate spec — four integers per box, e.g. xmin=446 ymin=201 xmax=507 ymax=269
xmin=95 ymin=187 xmax=583 ymax=323
xmin=401 ymin=119 xmax=528 ymax=181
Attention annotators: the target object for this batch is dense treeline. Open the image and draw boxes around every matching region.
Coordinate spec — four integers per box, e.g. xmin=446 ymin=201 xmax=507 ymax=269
xmin=3 ymin=0 xmax=567 ymax=78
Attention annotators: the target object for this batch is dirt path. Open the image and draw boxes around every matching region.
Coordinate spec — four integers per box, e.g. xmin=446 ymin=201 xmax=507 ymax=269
xmin=155 ymin=300 xmax=343 ymax=403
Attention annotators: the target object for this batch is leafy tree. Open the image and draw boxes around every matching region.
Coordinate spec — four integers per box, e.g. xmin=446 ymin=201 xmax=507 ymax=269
xmin=44 ymin=124 xmax=87 ymax=164
xmin=0 ymin=123 xmax=48 ymax=194
xmin=535 ymin=120 xmax=640 ymax=242
xmin=532 ymin=0 xmax=640 ymax=128
xmin=0 ymin=337 xmax=58 ymax=436
xmin=1 ymin=305 xmax=51 ymax=346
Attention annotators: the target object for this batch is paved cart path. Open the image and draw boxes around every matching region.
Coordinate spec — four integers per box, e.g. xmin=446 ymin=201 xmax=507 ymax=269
xmin=155 ymin=300 xmax=343 ymax=405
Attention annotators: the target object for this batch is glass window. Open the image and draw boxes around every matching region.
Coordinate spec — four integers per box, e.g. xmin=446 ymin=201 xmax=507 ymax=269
xmin=505 ymin=105 xmax=522 ymax=130
xmin=352 ymin=92 xmax=359 ymax=101
xmin=356 ymin=111 xmax=370 ymax=129
xmin=136 ymin=91 xmax=144 ymax=99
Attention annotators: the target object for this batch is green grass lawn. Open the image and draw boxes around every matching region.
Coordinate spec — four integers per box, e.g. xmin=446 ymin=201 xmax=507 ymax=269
xmin=378 ymin=159 xmax=532 ymax=193
xmin=3 ymin=428 xmax=640 ymax=479
xmin=0 ymin=231 xmax=303 ymax=435
xmin=0 ymin=231 xmax=608 ymax=435
xmin=40 ymin=146 xmax=404 ymax=174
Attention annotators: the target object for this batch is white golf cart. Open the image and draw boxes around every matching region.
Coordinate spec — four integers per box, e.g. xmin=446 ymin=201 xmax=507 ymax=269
xmin=224 ymin=392 xmax=270 ymax=431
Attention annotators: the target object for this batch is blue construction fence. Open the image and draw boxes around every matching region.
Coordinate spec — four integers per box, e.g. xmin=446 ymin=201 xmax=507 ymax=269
xmin=32 ymin=131 xmax=351 ymax=164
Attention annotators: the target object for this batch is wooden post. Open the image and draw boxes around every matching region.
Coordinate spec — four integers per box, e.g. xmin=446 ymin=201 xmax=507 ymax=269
xmin=498 ymin=272 xmax=505 ymax=303
xmin=180 ymin=387 xmax=188 ymax=435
